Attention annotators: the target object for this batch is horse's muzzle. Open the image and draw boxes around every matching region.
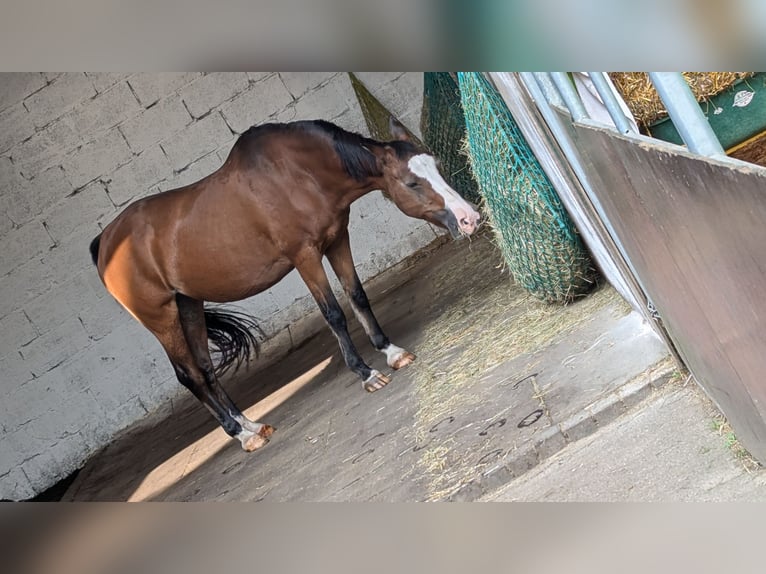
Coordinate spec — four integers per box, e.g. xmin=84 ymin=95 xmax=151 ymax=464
xmin=453 ymin=202 xmax=482 ymax=235
xmin=428 ymin=209 xmax=466 ymax=239
xmin=431 ymin=209 xmax=480 ymax=239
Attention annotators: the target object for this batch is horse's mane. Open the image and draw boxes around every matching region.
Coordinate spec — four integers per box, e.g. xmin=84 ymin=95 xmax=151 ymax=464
xmin=311 ymin=120 xmax=383 ymax=181
xmin=236 ymin=120 xmax=418 ymax=182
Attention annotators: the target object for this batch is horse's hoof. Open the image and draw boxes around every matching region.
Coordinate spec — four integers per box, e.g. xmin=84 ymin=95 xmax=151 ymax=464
xmin=363 ymin=370 xmax=391 ymax=392
xmin=242 ymin=434 xmax=268 ymax=452
xmin=391 ymin=351 xmax=416 ymax=370
xmin=240 ymin=424 xmax=275 ymax=452
xmin=384 ymin=344 xmax=416 ymax=370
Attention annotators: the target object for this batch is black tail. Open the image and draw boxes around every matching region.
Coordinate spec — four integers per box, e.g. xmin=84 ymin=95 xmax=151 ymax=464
xmin=89 ymin=234 xmax=102 ymax=266
xmin=204 ymin=307 xmax=264 ymax=377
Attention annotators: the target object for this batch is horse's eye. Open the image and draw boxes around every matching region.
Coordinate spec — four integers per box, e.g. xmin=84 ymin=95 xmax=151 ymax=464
xmin=406 ymin=182 xmax=419 ymax=189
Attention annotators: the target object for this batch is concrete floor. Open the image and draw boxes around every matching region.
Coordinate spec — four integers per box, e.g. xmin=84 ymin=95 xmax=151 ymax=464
xmin=64 ymin=232 xmax=671 ymax=501
xmin=485 ymin=381 xmax=766 ymax=501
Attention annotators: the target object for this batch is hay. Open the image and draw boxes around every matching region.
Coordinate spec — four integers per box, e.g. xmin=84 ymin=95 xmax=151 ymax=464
xmin=458 ymin=72 xmax=597 ymax=303
xmin=408 ymin=236 xmax=627 ymax=498
xmin=609 ymin=72 xmax=755 ymax=127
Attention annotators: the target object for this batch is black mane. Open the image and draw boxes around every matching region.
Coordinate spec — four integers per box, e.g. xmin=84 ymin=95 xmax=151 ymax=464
xmin=235 ymin=120 xmax=419 ymax=182
xmin=310 ymin=120 xmax=383 ymax=181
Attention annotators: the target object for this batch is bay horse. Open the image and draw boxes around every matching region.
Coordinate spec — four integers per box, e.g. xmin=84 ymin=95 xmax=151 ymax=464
xmin=89 ymin=117 xmax=481 ymax=452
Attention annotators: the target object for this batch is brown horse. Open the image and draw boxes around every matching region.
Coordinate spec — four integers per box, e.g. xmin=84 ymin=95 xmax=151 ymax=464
xmin=90 ymin=117 xmax=480 ymax=452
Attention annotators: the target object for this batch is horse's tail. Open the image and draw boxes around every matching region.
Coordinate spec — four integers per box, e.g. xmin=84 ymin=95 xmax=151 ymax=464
xmin=89 ymin=233 xmax=102 ymax=266
xmin=204 ymin=307 xmax=263 ymax=377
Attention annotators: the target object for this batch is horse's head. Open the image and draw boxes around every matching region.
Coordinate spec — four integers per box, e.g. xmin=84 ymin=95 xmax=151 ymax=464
xmin=379 ymin=118 xmax=481 ymax=238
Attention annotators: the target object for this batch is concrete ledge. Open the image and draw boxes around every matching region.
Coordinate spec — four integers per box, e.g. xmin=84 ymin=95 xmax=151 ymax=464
xmin=445 ymin=358 xmax=677 ymax=502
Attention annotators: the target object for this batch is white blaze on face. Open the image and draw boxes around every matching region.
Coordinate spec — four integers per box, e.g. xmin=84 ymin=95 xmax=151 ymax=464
xmin=407 ymin=154 xmax=481 ymax=235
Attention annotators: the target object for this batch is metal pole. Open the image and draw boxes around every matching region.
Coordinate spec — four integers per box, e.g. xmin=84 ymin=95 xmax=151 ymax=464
xmin=586 ymin=72 xmax=635 ymax=135
xmin=648 ymin=72 xmax=725 ymax=157
xmin=549 ymin=72 xmax=588 ymax=122
xmin=532 ymin=72 xmax=564 ymax=109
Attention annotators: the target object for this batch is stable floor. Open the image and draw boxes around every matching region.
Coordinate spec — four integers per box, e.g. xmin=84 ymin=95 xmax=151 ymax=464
xmin=64 ymin=232 xmax=670 ymax=501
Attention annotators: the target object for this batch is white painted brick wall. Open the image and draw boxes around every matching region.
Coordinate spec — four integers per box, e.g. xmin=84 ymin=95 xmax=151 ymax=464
xmin=279 ymin=72 xmax=337 ymax=99
xmin=120 ymin=96 xmax=193 ymax=153
xmin=60 ymin=82 xmax=142 ymax=139
xmin=220 ymin=74 xmax=295 ymax=133
xmin=0 ymin=102 xmax=37 ymax=154
xmin=0 ymin=72 xmax=435 ymax=500
xmin=24 ymin=73 xmax=96 ymax=129
xmin=179 ymin=72 xmax=250 ymax=119
xmin=0 ymin=73 xmax=46 ymax=110
xmin=126 ymin=73 xmax=201 ymax=108
xmin=0 ymin=220 xmax=54 ymax=274
xmin=85 ymin=73 xmax=131 ymax=94
xmin=104 ymin=145 xmax=172 ymax=206
xmin=161 ymin=111 xmax=232 ymax=171
xmin=42 ymin=182 xmax=114 ymax=241
xmin=11 ymin=123 xmax=78 ymax=179
xmin=3 ymin=166 xmax=73 ymax=227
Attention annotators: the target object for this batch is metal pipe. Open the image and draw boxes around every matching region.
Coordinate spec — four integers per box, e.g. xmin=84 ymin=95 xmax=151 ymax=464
xmin=648 ymin=72 xmax=725 ymax=157
xmin=532 ymin=72 xmax=564 ymax=109
xmin=548 ymin=72 xmax=588 ymax=122
xmin=586 ymin=72 xmax=635 ymax=135
xmin=521 ymin=74 xmax=625 ymax=250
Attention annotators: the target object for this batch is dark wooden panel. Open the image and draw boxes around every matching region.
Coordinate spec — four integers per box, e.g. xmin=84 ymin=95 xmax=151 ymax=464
xmin=567 ymin=121 xmax=766 ymax=461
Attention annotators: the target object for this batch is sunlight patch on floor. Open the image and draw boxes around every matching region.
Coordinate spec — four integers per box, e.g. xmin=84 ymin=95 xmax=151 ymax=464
xmin=127 ymin=357 xmax=333 ymax=501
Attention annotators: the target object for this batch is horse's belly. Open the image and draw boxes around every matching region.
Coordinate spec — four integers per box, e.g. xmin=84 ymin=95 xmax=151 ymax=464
xmin=173 ymin=252 xmax=295 ymax=303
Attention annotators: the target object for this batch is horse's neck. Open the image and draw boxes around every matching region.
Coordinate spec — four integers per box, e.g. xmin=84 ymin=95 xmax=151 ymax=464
xmin=321 ymin=134 xmax=387 ymax=207
xmin=335 ymin=176 xmax=385 ymax=208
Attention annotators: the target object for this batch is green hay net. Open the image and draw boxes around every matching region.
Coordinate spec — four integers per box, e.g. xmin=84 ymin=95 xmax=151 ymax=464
xmin=457 ymin=72 xmax=597 ymax=303
xmin=420 ymin=73 xmax=481 ymax=204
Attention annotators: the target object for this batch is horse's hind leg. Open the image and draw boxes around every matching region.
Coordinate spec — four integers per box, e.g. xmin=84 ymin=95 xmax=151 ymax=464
xmin=175 ymin=293 xmax=274 ymax=450
xmin=130 ymin=294 xmax=270 ymax=452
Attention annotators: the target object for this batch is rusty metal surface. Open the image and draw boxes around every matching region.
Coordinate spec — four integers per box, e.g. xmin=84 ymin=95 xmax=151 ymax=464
xmin=565 ymin=120 xmax=766 ymax=462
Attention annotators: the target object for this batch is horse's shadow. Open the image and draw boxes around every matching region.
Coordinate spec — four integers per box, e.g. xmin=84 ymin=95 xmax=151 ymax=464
xmin=67 ymin=298 xmax=425 ymax=501
xmin=67 ymin=324 xmax=351 ymax=501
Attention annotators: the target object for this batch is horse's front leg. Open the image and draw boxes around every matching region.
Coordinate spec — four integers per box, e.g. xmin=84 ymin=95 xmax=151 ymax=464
xmin=294 ymin=247 xmax=390 ymax=392
xmin=326 ymin=230 xmax=416 ymax=371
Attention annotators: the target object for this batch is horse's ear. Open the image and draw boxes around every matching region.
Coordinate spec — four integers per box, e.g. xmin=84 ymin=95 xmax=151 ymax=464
xmin=389 ymin=117 xmax=410 ymax=142
xmin=379 ymin=145 xmax=399 ymax=172
xmin=381 ymin=145 xmax=397 ymax=164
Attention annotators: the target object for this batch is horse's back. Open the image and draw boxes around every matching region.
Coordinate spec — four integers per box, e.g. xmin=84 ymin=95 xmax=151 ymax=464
xmin=97 ymin=163 xmax=295 ymax=302
xmin=95 ymin=121 xmax=348 ymax=303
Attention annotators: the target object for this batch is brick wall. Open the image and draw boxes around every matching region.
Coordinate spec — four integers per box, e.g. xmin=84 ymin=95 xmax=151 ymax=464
xmin=0 ymin=72 xmax=436 ymax=499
